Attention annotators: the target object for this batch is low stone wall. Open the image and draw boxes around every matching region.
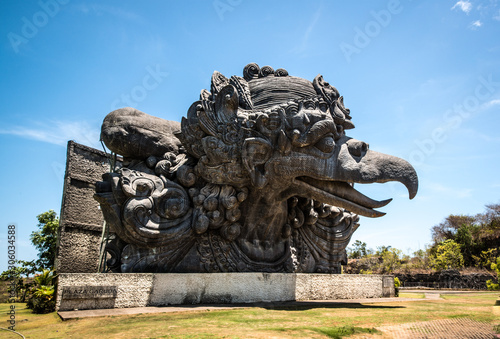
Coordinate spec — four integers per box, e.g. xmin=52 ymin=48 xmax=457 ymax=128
xmin=396 ymin=269 xmax=496 ymax=290
xmin=56 ymin=273 xmax=394 ymax=311
xmin=296 ymin=274 xmax=394 ymax=300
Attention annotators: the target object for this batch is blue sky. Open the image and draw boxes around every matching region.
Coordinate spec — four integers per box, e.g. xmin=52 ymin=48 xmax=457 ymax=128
xmin=1 ymin=0 xmax=500 ymax=270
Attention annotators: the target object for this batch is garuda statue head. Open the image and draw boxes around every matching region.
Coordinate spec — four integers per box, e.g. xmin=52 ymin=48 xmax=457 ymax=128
xmin=96 ymin=63 xmax=418 ymax=273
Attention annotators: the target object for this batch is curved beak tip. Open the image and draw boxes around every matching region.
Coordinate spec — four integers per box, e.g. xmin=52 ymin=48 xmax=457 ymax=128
xmin=408 ymin=181 xmax=418 ymax=200
xmin=381 ymin=198 xmax=393 ymax=206
xmin=373 ymin=210 xmax=386 ymax=218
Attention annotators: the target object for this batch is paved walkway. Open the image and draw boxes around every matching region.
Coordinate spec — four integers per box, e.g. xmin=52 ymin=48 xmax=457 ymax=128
xmin=378 ymin=318 xmax=498 ymax=339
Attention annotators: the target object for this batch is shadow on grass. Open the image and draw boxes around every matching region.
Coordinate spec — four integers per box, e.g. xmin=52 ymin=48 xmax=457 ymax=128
xmin=143 ymin=301 xmax=406 ymax=312
xmin=257 ymin=301 xmax=405 ymax=311
xmin=271 ymin=325 xmax=381 ymax=339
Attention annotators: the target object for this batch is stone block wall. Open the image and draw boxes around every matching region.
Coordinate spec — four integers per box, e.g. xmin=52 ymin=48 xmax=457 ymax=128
xmin=56 ymin=141 xmax=121 ymax=273
xmin=295 ymin=274 xmax=394 ymax=300
xmin=57 ymin=273 xmax=394 ymax=311
xmin=396 ymin=269 xmax=496 ymax=290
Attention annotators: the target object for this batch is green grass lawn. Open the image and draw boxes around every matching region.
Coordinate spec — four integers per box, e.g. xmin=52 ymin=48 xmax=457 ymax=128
xmin=1 ymin=292 xmax=499 ymax=338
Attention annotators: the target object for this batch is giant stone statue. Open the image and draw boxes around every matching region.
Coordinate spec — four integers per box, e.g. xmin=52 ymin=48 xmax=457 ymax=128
xmin=94 ymin=63 xmax=418 ymax=274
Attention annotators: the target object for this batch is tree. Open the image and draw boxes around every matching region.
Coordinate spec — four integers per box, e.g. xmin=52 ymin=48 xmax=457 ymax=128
xmin=430 ymin=239 xmax=464 ymax=270
xmin=347 ymin=240 xmax=370 ymax=259
xmin=431 ymin=215 xmax=475 ymax=244
xmin=455 ymin=224 xmax=475 ymax=266
xmin=31 ymin=210 xmax=59 ymax=270
xmin=379 ymin=247 xmax=404 ymax=273
xmin=430 ymin=204 xmax=500 ymax=269
xmin=375 ymin=245 xmax=392 ymax=256
xmin=409 ymin=247 xmax=431 ymax=270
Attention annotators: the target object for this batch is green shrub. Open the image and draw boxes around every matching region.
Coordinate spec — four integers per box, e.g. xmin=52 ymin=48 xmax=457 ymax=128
xmin=26 ymin=269 xmax=57 ymax=314
xmin=486 ymin=257 xmax=500 ymax=290
xmin=486 ymin=279 xmax=499 ymax=290
xmin=394 ymin=277 xmax=401 ymax=297
xmin=430 ymin=239 xmax=464 ymax=270
xmin=31 ymin=285 xmax=55 ymax=314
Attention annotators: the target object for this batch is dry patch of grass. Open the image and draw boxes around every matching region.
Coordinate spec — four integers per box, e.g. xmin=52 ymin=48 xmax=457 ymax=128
xmin=399 ymin=292 xmax=425 ymax=299
xmin=1 ymin=292 xmax=498 ymax=338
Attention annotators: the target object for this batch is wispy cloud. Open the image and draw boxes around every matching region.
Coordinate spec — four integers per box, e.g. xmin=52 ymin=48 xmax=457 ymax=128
xmin=469 ymin=19 xmax=482 ymax=29
xmin=428 ymin=183 xmax=473 ymax=198
xmin=452 ymin=1 xmax=473 ymax=14
xmin=290 ymin=5 xmax=322 ymax=55
xmin=74 ymin=3 xmax=144 ymax=23
xmin=482 ymin=98 xmax=500 ymax=109
xmin=494 ymin=9 xmax=500 ymax=21
xmin=0 ymin=121 xmax=101 ymax=149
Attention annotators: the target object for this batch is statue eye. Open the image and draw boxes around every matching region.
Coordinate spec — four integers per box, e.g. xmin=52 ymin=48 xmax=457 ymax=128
xmin=304 ymin=101 xmax=315 ymax=110
xmin=286 ymin=104 xmax=298 ymax=116
xmin=319 ymin=102 xmax=328 ymax=113
xmin=267 ymin=114 xmax=281 ymax=130
xmin=315 ymin=136 xmax=335 ymax=153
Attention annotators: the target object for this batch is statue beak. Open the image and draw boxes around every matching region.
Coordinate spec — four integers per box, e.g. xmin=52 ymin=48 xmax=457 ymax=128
xmin=334 ymin=147 xmax=419 ymax=200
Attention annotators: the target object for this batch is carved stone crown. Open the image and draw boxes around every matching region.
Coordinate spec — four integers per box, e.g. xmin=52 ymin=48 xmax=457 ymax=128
xmin=178 ymin=63 xmax=354 ymax=164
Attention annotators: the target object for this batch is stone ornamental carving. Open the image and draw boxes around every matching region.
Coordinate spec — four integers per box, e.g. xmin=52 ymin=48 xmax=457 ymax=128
xmin=95 ymin=63 xmax=418 ymax=273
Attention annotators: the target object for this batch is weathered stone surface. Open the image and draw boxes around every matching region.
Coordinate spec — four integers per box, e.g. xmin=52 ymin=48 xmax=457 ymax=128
xmin=149 ymin=273 xmax=295 ymax=305
xmin=56 ymin=273 xmax=394 ymax=311
xmin=101 ymin=107 xmax=182 ymax=159
xmin=397 ymin=269 xmax=496 ymax=290
xmin=56 ymin=141 xmax=121 ymax=273
xmin=57 ymin=228 xmax=101 ymax=273
xmin=295 ymin=274 xmax=394 ymax=300
xmin=56 ymin=273 xmax=154 ymax=311
xmin=94 ymin=63 xmax=418 ymax=274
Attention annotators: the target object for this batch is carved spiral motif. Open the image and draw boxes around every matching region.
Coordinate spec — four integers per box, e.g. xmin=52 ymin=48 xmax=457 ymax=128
xmin=104 ymin=241 xmax=122 ymax=271
xmin=124 ymin=196 xmax=154 ymax=229
xmin=177 ymin=164 xmax=196 ymax=187
xmin=243 ymin=63 xmax=260 ymax=81
xmin=121 ymin=169 xmax=164 ymax=197
xmin=155 ymin=159 xmax=172 ymax=177
xmin=259 ymin=66 xmax=275 ymax=77
xmin=155 ymin=183 xmax=190 ymax=220
xmin=275 ymin=68 xmax=289 ymax=77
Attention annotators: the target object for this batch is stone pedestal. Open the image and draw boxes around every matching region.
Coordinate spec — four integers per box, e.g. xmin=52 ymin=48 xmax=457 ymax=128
xmin=56 ymin=273 xmax=395 ymax=311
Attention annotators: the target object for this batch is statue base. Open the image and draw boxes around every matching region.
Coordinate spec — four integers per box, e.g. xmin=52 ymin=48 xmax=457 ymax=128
xmin=56 ymin=273 xmax=395 ymax=311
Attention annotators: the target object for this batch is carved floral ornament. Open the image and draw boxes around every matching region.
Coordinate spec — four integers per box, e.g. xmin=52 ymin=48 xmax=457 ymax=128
xmin=95 ymin=63 xmax=418 ymax=273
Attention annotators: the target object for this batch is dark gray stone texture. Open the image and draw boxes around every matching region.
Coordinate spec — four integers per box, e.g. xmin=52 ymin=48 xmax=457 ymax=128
xmin=94 ymin=63 xmax=418 ymax=274
xmin=56 ymin=141 xmax=121 ymax=273
xmin=397 ymin=269 xmax=496 ymax=290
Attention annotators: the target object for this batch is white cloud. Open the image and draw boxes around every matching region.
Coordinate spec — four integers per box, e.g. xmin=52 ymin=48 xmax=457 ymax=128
xmin=458 ymin=128 xmax=500 ymax=143
xmin=452 ymin=1 xmax=473 ymax=14
xmin=494 ymin=10 xmax=500 ymax=21
xmin=469 ymin=20 xmax=482 ymax=29
xmin=428 ymin=183 xmax=473 ymax=198
xmin=290 ymin=5 xmax=322 ymax=54
xmin=75 ymin=3 xmax=144 ymax=23
xmin=482 ymin=99 xmax=500 ymax=109
xmin=0 ymin=121 xmax=101 ymax=149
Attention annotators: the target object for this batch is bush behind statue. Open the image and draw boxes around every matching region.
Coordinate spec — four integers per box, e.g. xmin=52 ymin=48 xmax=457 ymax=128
xmin=26 ymin=269 xmax=57 ymax=314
